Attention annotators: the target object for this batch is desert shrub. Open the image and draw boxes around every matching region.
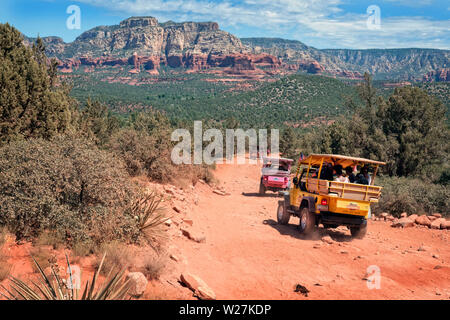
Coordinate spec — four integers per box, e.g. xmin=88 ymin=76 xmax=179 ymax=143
xmin=373 ymin=176 xmax=450 ymax=217
xmin=109 ymin=128 xmax=176 ymax=182
xmin=191 ymin=164 xmax=217 ymax=185
xmin=0 ymin=135 xmax=140 ymax=244
xmin=33 ymin=231 xmax=65 ymax=250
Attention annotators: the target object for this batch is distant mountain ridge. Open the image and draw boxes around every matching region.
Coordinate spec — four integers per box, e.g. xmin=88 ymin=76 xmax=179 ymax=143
xmin=24 ymin=16 xmax=449 ymax=81
xmin=242 ymin=38 xmax=450 ymax=80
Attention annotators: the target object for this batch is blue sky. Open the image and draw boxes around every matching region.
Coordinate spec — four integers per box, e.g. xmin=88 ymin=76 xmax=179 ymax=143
xmin=0 ymin=0 xmax=449 ymax=49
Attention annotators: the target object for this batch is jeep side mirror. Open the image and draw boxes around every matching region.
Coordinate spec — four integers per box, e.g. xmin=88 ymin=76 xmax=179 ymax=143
xmin=293 ymin=177 xmax=298 ymax=186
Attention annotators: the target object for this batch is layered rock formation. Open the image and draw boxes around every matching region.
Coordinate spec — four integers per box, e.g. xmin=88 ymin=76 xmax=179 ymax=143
xmin=423 ymin=68 xmax=450 ymax=82
xmin=29 ymin=17 xmax=449 ymax=80
xmin=242 ymin=38 xmax=450 ymax=80
xmin=45 ymin=17 xmax=282 ymax=75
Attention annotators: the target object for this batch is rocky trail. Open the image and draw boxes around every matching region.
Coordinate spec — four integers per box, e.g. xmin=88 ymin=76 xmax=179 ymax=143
xmin=1 ymin=159 xmax=449 ymax=300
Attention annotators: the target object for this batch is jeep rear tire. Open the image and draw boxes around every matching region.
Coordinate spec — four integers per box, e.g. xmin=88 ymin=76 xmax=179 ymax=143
xmin=298 ymin=207 xmax=316 ymax=235
xmin=350 ymin=223 xmax=367 ymax=239
xmin=277 ymin=201 xmax=290 ymax=225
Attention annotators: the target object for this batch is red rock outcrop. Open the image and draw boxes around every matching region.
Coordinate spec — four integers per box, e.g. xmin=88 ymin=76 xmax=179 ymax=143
xmin=423 ymin=68 xmax=449 ymax=82
xmin=56 ymin=51 xmax=281 ymax=76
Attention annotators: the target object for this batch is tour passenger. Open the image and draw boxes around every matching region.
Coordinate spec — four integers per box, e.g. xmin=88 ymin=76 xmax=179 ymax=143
xmin=345 ymin=166 xmax=356 ymax=183
xmin=334 ymin=165 xmax=349 ymax=183
xmin=320 ymin=163 xmax=334 ymax=181
xmin=356 ymin=167 xmax=371 ymax=185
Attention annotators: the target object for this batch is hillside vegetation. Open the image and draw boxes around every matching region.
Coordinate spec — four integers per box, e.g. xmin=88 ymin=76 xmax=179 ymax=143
xmin=70 ymin=72 xmax=358 ymax=127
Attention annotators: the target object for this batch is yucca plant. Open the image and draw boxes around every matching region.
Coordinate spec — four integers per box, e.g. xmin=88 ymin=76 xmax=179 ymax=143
xmin=132 ymin=191 xmax=170 ymax=236
xmin=0 ymin=253 xmax=131 ymax=300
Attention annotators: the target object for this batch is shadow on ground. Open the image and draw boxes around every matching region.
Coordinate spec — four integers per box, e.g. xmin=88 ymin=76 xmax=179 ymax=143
xmin=242 ymin=192 xmax=281 ymax=198
xmin=263 ymin=219 xmax=353 ymax=242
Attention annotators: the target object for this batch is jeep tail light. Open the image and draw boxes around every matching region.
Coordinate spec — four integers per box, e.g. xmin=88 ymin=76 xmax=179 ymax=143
xmin=321 ymin=199 xmax=328 ymax=206
xmin=263 ymin=176 xmax=268 ymax=181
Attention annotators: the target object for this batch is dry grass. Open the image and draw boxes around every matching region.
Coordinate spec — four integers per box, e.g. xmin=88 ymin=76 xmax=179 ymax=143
xmin=93 ymin=242 xmax=131 ymax=276
xmin=33 ymin=231 xmax=64 ymax=250
xmin=29 ymin=246 xmax=56 ymax=273
xmin=0 ymin=228 xmax=12 ymax=281
xmin=71 ymin=240 xmax=96 ymax=258
xmin=0 ymin=252 xmax=12 ymax=282
xmin=140 ymin=252 xmax=168 ymax=280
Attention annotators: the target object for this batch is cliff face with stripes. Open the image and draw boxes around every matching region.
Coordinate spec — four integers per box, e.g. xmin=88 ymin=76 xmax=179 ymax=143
xmin=27 ymin=16 xmax=449 ymax=80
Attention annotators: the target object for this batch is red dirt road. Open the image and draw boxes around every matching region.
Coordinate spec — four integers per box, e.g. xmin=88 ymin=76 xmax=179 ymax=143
xmin=171 ymin=160 xmax=450 ymax=300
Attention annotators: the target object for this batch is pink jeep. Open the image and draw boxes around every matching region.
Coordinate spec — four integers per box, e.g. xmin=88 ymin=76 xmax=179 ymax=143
xmin=259 ymin=157 xmax=294 ymax=195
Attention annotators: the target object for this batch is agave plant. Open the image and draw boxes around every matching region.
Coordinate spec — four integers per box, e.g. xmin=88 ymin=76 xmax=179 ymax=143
xmin=0 ymin=253 xmax=131 ymax=300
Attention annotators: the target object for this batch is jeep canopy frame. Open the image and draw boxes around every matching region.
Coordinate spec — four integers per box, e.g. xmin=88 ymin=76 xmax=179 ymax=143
xmin=295 ymin=154 xmax=386 ymax=186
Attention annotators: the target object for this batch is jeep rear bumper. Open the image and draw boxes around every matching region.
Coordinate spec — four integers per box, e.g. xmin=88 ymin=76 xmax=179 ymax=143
xmin=320 ymin=211 xmax=367 ymax=227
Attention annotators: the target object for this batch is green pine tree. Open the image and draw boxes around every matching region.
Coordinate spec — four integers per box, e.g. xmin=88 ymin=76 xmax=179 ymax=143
xmin=0 ymin=23 xmax=76 ymax=145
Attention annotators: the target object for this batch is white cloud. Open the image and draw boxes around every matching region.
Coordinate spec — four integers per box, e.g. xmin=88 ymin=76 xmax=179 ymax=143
xmin=75 ymin=0 xmax=450 ymax=49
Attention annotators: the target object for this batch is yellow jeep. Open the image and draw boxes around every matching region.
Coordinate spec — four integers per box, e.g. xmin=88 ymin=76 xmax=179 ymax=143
xmin=277 ymin=154 xmax=386 ymax=239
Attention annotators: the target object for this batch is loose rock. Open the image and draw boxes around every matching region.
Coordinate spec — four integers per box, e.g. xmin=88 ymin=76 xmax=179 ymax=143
xmin=392 ymin=217 xmax=414 ymax=228
xmin=181 ymin=228 xmax=206 ymax=243
xmin=180 ymin=273 xmax=216 ymax=300
xmin=126 ymin=272 xmax=148 ymax=297
xmin=431 ymin=218 xmax=445 ymax=230
xmin=321 ymin=235 xmax=334 ymax=244
xmin=415 ymin=215 xmax=431 ymax=227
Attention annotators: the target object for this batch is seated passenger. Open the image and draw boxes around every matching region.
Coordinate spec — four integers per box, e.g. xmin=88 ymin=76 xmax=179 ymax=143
xmin=320 ymin=163 xmax=334 ymax=181
xmin=356 ymin=167 xmax=371 ymax=185
xmin=345 ymin=166 xmax=356 ymax=183
xmin=334 ymin=166 xmax=349 ymax=183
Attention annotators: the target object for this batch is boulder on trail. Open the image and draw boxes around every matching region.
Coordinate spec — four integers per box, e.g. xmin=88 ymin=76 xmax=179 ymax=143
xmin=408 ymin=214 xmax=418 ymax=222
xmin=431 ymin=218 xmax=445 ymax=230
xmin=321 ymin=235 xmax=334 ymax=244
xmin=126 ymin=272 xmax=148 ymax=297
xmin=400 ymin=212 xmax=408 ymax=218
xmin=432 ymin=213 xmax=442 ymax=218
xmin=441 ymin=220 xmax=450 ymax=230
xmin=181 ymin=227 xmax=206 ymax=243
xmin=180 ymin=273 xmax=216 ymax=300
xmin=392 ymin=217 xmax=414 ymax=228
xmin=415 ymin=215 xmax=432 ymax=227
